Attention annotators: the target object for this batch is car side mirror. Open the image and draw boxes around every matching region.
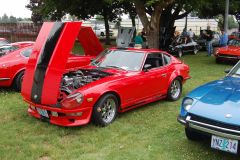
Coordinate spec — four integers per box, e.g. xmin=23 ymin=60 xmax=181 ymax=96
xmin=224 ymin=69 xmax=231 ymax=74
xmin=143 ymin=64 xmax=152 ymax=72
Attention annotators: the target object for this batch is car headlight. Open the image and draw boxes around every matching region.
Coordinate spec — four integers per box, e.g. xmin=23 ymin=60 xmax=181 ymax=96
xmin=67 ymin=92 xmax=84 ymax=104
xmin=182 ymin=97 xmax=194 ymax=111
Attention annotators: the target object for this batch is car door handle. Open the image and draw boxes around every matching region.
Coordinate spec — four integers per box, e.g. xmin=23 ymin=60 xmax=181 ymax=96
xmin=161 ymin=73 xmax=167 ymax=77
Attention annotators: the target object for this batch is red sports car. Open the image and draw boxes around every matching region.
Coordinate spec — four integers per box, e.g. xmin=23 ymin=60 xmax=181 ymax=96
xmin=0 ymin=24 xmax=103 ymax=91
xmin=21 ymin=22 xmax=190 ymax=127
xmin=215 ymin=39 xmax=240 ymax=63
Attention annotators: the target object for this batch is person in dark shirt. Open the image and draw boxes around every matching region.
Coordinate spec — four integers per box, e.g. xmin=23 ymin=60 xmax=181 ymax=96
xmin=141 ymin=28 xmax=147 ymax=48
xmin=203 ymin=26 xmax=213 ymax=56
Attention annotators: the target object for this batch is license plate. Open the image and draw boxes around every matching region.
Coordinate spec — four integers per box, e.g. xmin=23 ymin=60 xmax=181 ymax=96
xmin=36 ymin=108 xmax=49 ymax=118
xmin=211 ymin=135 xmax=238 ymax=154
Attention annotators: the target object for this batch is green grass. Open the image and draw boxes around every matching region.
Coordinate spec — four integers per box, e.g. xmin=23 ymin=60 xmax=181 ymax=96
xmin=0 ymin=52 xmax=239 ymax=160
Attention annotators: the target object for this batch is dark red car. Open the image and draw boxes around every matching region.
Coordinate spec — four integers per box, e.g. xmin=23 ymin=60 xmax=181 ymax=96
xmin=0 ymin=24 xmax=103 ymax=91
xmin=21 ymin=22 xmax=190 ymax=127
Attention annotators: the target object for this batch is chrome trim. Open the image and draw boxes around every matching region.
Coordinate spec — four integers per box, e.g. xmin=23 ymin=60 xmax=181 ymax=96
xmin=0 ymin=78 xmax=10 ymax=81
xmin=186 ymin=116 xmax=240 ymax=140
xmin=218 ymin=56 xmax=238 ymax=59
xmin=187 ymin=118 xmax=240 ymax=134
xmin=189 ymin=123 xmax=240 ymax=140
xmin=177 ymin=116 xmax=187 ymax=125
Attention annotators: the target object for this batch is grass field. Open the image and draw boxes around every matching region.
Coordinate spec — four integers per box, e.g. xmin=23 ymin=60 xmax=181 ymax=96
xmin=0 ymin=51 xmax=239 ymax=160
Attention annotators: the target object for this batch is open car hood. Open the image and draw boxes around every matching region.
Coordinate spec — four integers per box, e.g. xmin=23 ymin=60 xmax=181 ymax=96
xmin=21 ymin=22 xmax=103 ymax=105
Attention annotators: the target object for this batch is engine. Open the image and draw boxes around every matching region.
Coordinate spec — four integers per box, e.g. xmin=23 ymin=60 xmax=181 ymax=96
xmin=60 ymin=69 xmax=112 ymax=95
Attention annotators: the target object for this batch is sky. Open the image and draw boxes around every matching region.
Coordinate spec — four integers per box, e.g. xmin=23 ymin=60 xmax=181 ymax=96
xmin=0 ymin=0 xmax=32 ymax=18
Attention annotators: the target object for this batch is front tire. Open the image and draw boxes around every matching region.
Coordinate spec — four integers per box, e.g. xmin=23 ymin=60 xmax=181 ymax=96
xmin=92 ymin=94 xmax=118 ymax=127
xmin=185 ymin=128 xmax=203 ymax=141
xmin=178 ymin=50 xmax=183 ymax=57
xmin=14 ymin=71 xmax=24 ymax=91
xmin=193 ymin=47 xmax=198 ymax=55
xmin=167 ymin=77 xmax=182 ymax=101
xmin=100 ymin=32 xmax=105 ymax=36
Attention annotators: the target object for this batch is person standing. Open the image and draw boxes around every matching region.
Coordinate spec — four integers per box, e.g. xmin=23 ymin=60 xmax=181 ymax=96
xmin=141 ymin=28 xmax=147 ymax=48
xmin=203 ymin=26 xmax=213 ymax=56
xmin=134 ymin=32 xmax=143 ymax=48
xmin=188 ymin=28 xmax=195 ymax=38
xmin=219 ymin=29 xmax=228 ymax=47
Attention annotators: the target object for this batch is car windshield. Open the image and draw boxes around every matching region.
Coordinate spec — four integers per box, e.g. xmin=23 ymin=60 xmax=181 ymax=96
xmin=91 ymin=49 xmax=145 ymax=71
xmin=228 ymin=62 xmax=240 ymax=77
xmin=228 ymin=39 xmax=240 ymax=46
xmin=0 ymin=40 xmax=9 ymax=46
xmin=0 ymin=45 xmax=18 ymax=57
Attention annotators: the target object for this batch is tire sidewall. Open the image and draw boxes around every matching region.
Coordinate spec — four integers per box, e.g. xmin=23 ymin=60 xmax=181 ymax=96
xmin=14 ymin=71 xmax=24 ymax=91
xmin=167 ymin=77 xmax=182 ymax=101
xmin=92 ymin=94 xmax=118 ymax=126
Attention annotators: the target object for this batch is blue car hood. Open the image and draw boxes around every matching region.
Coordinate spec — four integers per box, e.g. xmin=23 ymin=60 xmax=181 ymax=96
xmin=189 ymin=76 xmax=240 ymax=126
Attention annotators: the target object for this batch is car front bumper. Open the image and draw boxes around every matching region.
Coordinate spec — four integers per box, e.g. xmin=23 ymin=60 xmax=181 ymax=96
xmin=26 ymin=99 xmax=93 ymax=127
xmin=178 ymin=115 xmax=240 ymax=140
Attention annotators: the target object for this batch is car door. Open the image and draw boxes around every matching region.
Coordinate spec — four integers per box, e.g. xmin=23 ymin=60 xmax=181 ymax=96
xmin=141 ymin=52 xmax=169 ymax=96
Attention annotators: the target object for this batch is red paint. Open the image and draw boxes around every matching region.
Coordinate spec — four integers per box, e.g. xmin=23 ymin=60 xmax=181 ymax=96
xmin=0 ymin=23 xmax=103 ymax=90
xmin=22 ymin=22 xmax=190 ymax=127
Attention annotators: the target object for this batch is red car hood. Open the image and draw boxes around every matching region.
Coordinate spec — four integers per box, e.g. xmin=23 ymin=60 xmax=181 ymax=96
xmin=218 ymin=46 xmax=240 ymax=56
xmin=21 ymin=22 xmax=103 ymax=105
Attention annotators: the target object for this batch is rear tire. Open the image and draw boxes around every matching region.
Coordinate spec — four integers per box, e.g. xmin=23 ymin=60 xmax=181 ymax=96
xmin=14 ymin=71 xmax=24 ymax=92
xmin=100 ymin=32 xmax=105 ymax=36
xmin=167 ymin=77 xmax=182 ymax=101
xmin=185 ymin=128 xmax=203 ymax=141
xmin=92 ymin=94 xmax=118 ymax=127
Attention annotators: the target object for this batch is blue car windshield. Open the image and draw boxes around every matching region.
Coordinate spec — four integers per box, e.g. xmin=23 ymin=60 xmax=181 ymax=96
xmin=91 ymin=49 xmax=145 ymax=71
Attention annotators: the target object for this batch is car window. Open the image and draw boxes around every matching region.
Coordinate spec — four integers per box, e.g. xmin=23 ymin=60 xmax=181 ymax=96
xmin=21 ymin=48 xmax=32 ymax=57
xmin=144 ymin=52 xmax=164 ymax=70
xmin=163 ymin=54 xmax=171 ymax=65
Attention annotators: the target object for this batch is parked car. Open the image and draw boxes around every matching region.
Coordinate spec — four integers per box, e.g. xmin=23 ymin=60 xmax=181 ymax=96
xmin=229 ymin=31 xmax=240 ymax=40
xmin=215 ymin=39 xmax=240 ymax=63
xmin=21 ymin=22 xmax=190 ymax=127
xmin=168 ymin=36 xmax=200 ymax=57
xmin=0 ymin=41 xmax=34 ymax=57
xmin=178 ymin=61 xmax=240 ymax=154
xmin=197 ymin=30 xmax=221 ymax=49
xmin=0 ymin=38 xmax=9 ymax=46
xmin=0 ymin=23 xmax=103 ymax=91
xmin=92 ymin=25 xmax=114 ymax=37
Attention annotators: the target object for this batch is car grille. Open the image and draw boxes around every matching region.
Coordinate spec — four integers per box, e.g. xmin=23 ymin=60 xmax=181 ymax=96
xmin=189 ymin=114 xmax=240 ymax=131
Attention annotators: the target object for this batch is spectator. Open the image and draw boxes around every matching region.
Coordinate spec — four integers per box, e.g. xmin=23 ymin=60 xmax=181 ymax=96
xmin=134 ymin=32 xmax=143 ymax=48
xmin=141 ymin=28 xmax=147 ymax=48
xmin=203 ymin=26 xmax=213 ymax=56
xmin=188 ymin=28 xmax=195 ymax=38
xmin=219 ymin=29 xmax=228 ymax=47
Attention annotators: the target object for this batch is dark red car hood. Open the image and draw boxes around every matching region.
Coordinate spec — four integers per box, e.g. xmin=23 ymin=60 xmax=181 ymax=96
xmin=21 ymin=22 xmax=103 ymax=105
xmin=218 ymin=46 xmax=240 ymax=55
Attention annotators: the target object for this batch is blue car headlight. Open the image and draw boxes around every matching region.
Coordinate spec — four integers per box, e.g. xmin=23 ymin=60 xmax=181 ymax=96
xmin=182 ymin=98 xmax=194 ymax=111
xmin=180 ymin=97 xmax=194 ymax=116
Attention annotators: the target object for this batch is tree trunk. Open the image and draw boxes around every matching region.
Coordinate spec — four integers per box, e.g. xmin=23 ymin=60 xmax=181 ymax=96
xmin=103 ymin=8 xmax=111 ymax=45
xmin=130 ymin=14 xmax=136 ymax=38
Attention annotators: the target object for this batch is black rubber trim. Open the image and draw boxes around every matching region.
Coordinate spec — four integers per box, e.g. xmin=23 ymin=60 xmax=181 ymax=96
xmin=31 ymin=22 xmax=65 ymax=104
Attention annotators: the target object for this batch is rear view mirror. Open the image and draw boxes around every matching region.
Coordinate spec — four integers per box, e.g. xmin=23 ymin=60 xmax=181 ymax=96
xmin=224 ymin=69 xmax=231 ymax=74
xmin=143 ymin=64 xmax=152 ymax=72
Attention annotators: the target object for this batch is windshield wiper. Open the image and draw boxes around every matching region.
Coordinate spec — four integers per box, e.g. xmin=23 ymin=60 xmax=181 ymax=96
xmin=105 ymin=65 xmax=126 ymax=70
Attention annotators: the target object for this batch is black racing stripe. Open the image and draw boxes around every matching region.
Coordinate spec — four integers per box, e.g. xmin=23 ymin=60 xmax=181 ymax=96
xmin=31 ymin=22 xmax=65 ymax=104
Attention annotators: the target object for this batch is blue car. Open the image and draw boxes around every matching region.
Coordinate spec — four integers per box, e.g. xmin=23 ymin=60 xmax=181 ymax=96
xmin=178 ymin=62 xmax=240 ymax=154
